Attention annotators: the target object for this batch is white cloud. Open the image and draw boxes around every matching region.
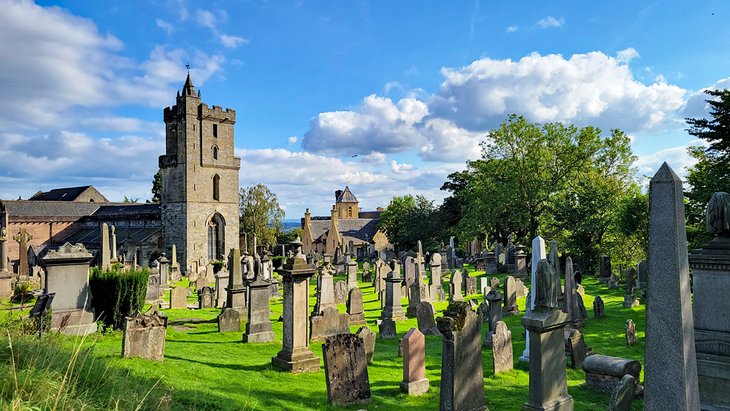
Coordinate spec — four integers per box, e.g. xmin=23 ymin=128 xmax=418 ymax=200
xmin=384 ymin=81 xmax=404 ymax=94
xmin=220 ymin=34 xmax=248 ymax=48
xmin=302 ymin=94 xmax=428 ymax=155
xmin=536 ymin=16 xmax=564 ymax=29
xmin=634 ymin=139 xmax=706 ymax=179
xmin=287 ymin=136 xmax=298 ymax=144
xmin=506 ymin=25 xmax=519 ymax=33
xmin=683 ymin=77 xmax=730 ymax=120
xmin=360 ymin=151 xmax=386 ymax=164
xmin=390 ymin=160 xmax=415 ymax=174
xmin=156 ymin=18 xmax=174 ymax=34
xmin=430 ymin=50 xmax=687 ymax=133
xmin=616 ymin=47 xmax=639 ymax=63
xmin=195 ymin=9 xmax=216 ymax=29
xmin=418 ymin=118 xmax=484 ymax=162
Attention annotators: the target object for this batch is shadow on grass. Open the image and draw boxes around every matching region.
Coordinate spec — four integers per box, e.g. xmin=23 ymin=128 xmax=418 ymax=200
xmin=165 ymin=354 xmax=272 ymax=372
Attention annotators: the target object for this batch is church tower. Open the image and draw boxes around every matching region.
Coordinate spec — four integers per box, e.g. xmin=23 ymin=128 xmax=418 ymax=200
xmin=160 ymin=73 xmax=241 ymax=274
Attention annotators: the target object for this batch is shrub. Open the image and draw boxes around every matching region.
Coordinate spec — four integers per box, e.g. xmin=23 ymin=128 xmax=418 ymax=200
xmin=11 ymin=280 xmax=34 ymax=304
xmin=271 ymin=256 xmax=285 ymax=269
xmin=89 ymin=267 xmax=148 ymax=330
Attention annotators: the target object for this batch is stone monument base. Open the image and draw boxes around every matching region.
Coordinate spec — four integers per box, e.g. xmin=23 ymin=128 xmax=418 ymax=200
xmin=348 ymin=313 xmax=366 ymax=325
xmin=51 ymin=309 xmax=97 ymax=336
xmin=523 ymin=395 xmax=574 ymax=411
xmin=272 ymin=348 xmax=320 ymax=373
xmin=0 ymin=273 xmax=12 ymax=298
xmin=243 ymin=330 xmax=275 ymax=343
xmin=697 ymin=351 xmax=730 ymax=410
xmin=400 ymin=378 xmax=429 ymax=396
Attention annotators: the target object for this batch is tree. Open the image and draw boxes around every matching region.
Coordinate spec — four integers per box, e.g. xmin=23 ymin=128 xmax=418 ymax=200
xmin=239 ymin=184 xmax=285 ymax=253
xmin=150 ymin=169 xmax=162 ymax=203
xmin=685 ymin=89 xmax=730 ymax=248
xmin=379 ymin=195 xmax=444 ymax=252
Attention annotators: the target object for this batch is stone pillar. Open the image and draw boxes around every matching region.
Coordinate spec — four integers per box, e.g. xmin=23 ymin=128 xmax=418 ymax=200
xmin=226 ymin=248 xmax=247 ymax=315
xmin=13 ymin=228 xmax=32 ymax=276
xmin=346 ymin=256 xmax=358 ymax=290
xmin=158 ymin=254 xmax=170 ymax=289
xmin=484 ymin=289 xmax=503 ymax=347
xmin=382 ymin=268 xmax=405 ymax=321
xmin=272 ymin=238 xmax=320 ymax=373
xmin=644 ymin=162 xmax=700 ymax=410
xmin=521 ymin=235 xmax=546 ymax=362
xmin=522 ymin=260 xmax=573 ymax=410
xmin=42 ymin=243 xmax=97 ymax=335
xmin=0 ymin=209 xmax=11 ymax=298
xmin=110 ymin=225 xmax=118 ymax=262
xmin=514 ymin=245 xmax=527 ymax=279
xmin=243 ymin=257 xmax=275 ymax=343
xmin=437 ymin=302 xmax=486 ymax=411
xmin=688 ymin=191 xmax=730 ymax=410
xmin=100 ymin=223 xmax=110 ymax=269
xmin=214 ymin=269 xmax=229 ymax=308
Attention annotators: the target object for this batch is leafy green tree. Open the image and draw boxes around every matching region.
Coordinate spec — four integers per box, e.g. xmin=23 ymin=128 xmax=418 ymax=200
xmin=379 ymin=195 xmax=444 ymax=252
xmin=151 ymin=169 xmax=162 ymax=203
xmin=239 ymin=184 xmax=285 ymax=253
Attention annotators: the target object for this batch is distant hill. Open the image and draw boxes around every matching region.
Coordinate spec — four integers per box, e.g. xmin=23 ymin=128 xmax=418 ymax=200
xmin=282 ymin=219 xmax=300 ymax=232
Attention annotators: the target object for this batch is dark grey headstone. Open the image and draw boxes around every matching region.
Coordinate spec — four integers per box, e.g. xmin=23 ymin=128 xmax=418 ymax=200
xmin=492 ymin=321 xmax=513 ymax=374
xmin=217 ymin=308 xmax=240 ymax=332
xmin=415 ymin=301 xmax=439 ymax=336
xmin=593 ymin=295 xmax=605 ymax=318
xmin=356 ymin=326 xmax=375 ymax=364
xmin=346 ymin=288 xmax=366 ymax=325
xmin=567 ymin=329 xmax=587 ymax=369
xmin=378 ymin=319 xmax=396 ymax=339
xmin=322 ymin=334 xmax=371 ymax=406
xmin=608 ymin=374 xmax=636 ymax=411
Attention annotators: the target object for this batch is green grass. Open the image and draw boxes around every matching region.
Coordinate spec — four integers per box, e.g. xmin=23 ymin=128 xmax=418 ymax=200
xmin=0 ymin=265 xmax=645 ymax=410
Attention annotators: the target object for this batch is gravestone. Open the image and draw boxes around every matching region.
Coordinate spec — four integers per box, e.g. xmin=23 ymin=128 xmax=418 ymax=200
xmin=484 ymin=289 xmax=503 ymax=347
xmin=404 ymin=256 xmax=416 ymax=289
xmin=122 ymin=308 xmax=167 ymax=361
xmin=485 ymin=252 xmax=498 ymax=275
xmin=313 ymin=267 xmax=336 ymax=315
xmin=625 ymin=319 xmax=637 ymax=346
xmin=521 ymin=235 xmax=546 ymax=363
xmin=272 ymin=239 xmax=320 ymax=373
xmin=356 ymin=326 xmax=376 ymax=364
xmin=490 ymin=277 xmax=500 ymax=290
xmin=582 ymin=354 xmax=642 ymax=393
xmin=0 ymin=210 xmax=10 ymax=298
xmin=437 ymin=302 xmax=486 ymax=411
xmin=243 ymin=258 xmax=275 ymax=343
xmin=198 ymin=286 xmax=214 ymax=308
xmin=146 ymin=269 xmax=161 ymax=302
xmin=480 ymin=277 xmax=489 ymax=295
xmin=636 ymin=260 xmax=648 ymax=290
xmin=217 ymin=308 xmax=241 ymax=332
xmin=449 ymin=270 xmax=463 ymax=302
xmin=346 ymin=256 xmax=359 ymax=290
xmin=416 ymin=301 xmax=440 ymax=336
xmin=170 ymin=286 xmax=187 ymax=309
xmin=322 ymin=334 xmax=371 ymax=406
xmin=567 ymin=329 xmax=587 ymax=369
xmin=347 ymin=288 xmax=366 ymax=325
xmin=226 ymin=248 xmax=247 ymax=315
xmin=465 ymin=276 xmax=476 ymax=295
xmin=645 ymin=163 xmax=700 ymax=410
xmin=593 ymin=296 xmax=605 ymax=318
xmin=333 ymin=280 xmax=348 ymax=304
xmin=503 ymin=276 xmax=519 ymax=316
xmin=195 ymin=275 xmax=207 ymax=291
xmin=400 ymin=328 xmax=429 ymax=396
xmin=492 ymin=321 xmax=513 ymax=374
xmin=214 ymin=270 xmax=229 ymax=308
xmin=608 ymin=374 xmax=636 ymax=411
xmin=563 ymin=256 xmax=584 ymax=330
xmin=42 ymin=243 xmax=97 ymax=335
xmin=521 ymin=260 xmax=573 ymax=410
xmin=689 ymin=191 xmax=730 ymax=409
xmin=378 ymin=319 xmax=396 ymax=339
xmin=600 ymin=255 xmax=612 ymax=279
xmin=514 ymin=246 xmax=528 ymax=279
xmin=311 ymin=306 xmax=350 ymax=342
xmin=623 ymin=268 xmax=639 ymax=308
xmin=382 ymin=268 xmax=406 ymax=322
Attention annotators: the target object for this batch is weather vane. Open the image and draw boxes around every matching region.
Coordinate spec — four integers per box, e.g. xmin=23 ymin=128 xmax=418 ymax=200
xmin=185 ymin=63 xmax=190 ymax=71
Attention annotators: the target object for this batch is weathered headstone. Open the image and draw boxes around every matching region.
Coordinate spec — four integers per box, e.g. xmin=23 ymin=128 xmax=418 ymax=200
xmin=382 ymin=267 xmax=406 ymax=322
xmin=491 ymin=321 xmax=513 ymax=374
xmin=170 ymin=286 xmax=187 ymax=309
xmin=514 ymin=245 xmax=528 ymax=279
xmin=437 ymin=302 xmax=486 ymax=411
xmin=311 ymin=305 xmax=350 ymax=342
xmin=226 ymin=248 xmax=247 ymax=315
xmin=272 ymin=239 xmax=320 ymax=373
xmin=637 ymin=260 xmax=648 ymax=290
xmin=645 ymin=163 xmax=700 ymax=410
xmin=416 ymin=301 xmax=440 ymax=336
xmin=567 ymin=329 xmax=587 ymax=369
xmin=623 ymin=268 xmax=639 ymax=308
xmin=484 ymin=289 xmax=503 ymax=347
xmin=122 ymin=308 xmax=167 ymax=361
xmin=521 ymin=260 xmax=573 ymax=410
xmin=625 ymin=319 xmax=637 ymax=346
xmin=195 ymin=275 xmax=207 ymax=291
xmin=217 ymin=308 xmax=241 ymax=332
xmin=563 ymin=256 xmax=584 ymax=329
xmin=243 ymin=257 xmax=275 ymax=343
xmin=593 ymin=295 xmax=605 ymax=318
xmin=520 ymin=235 xmax=546 ymax=363
xmin=485 ymin=252 xmax=498 ymax=275
xmin=346 ymin=256 xmax=359 ymax=290
xmin=378 ymin=319 xmax=396 ymax=339
xmin=490 ymin=276 xmax=500 ymax=290
xmin=198 ymin=286 xmax=214 ymax=309
xmin=465 ymin=275 xmax=476 ymax=295
xmin=214 ymin=269 xmax=228 ymax=308
xmin=608 ymin=374 xmax=636 ymax=411
xmin=42 ymin=243 xmax=97 ymax=335
xmin=582 ymin=354 xmax=642 ymax=393
xmin=322 ymin=334 xmax=371 ymax=406
xmin=400 ymin=328 xmax=429 ymax=396
xmin=449 ymin=269 xmax=463 ymax=302
xmin=333 ymin=280 xmax=348 ymax=304
xmin=313 ymin=266 xmax=336 ymax=315
xmin=356 ymin=326 xmax=376 ymax=364
xmin=347 ymin=287 xmax=366 ymax=325
xmin=14 ymin=228 xmax=32 ymax=276
xmin=503 ymin=275 xmax=519 ymax=316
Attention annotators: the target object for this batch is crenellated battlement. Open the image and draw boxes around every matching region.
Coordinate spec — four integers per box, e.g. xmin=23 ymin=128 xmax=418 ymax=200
xmin=200 ymin=103 xmax=236 ymax=123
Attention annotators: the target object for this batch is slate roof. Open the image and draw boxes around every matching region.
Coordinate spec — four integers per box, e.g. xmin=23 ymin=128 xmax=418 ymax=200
xmin=28 ymin=186 xmax=108 ymax=202
xmin=1 ymin=200 xmax=101 ymax=219
xmin=61 ymin=225 xmax=161 ymax=246
xmin=91 ymin=203 xmax=161 ymax=218
xmin=336 ymin=186 xmax=358 ymax=203
xmin=309 ymin=217 xmax=380 ymax=244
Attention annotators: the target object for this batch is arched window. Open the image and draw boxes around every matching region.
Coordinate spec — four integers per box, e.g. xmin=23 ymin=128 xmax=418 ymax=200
xmin=213 ymin=146 xmax=218 ymax=160
xmin=207 ymin=213 xmax=225 ymax=261
xmin=213 ymin=174 xmax=220 ymax=201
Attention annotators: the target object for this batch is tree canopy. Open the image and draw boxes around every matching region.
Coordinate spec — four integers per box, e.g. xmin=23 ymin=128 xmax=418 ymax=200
xmin=378 ymin=194 xmax=445 ymax=252
xmin=239 ymin=184 xmax=285 ymax=253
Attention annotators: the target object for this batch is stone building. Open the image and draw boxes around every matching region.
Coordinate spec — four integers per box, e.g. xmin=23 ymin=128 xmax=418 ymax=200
xmin=160 ymin=73 xmax=241 ymax=273
xmin=302 ymin=187 xmax=391 ymax=258
xmin=0 ymin=74 xmax=239 ymax=275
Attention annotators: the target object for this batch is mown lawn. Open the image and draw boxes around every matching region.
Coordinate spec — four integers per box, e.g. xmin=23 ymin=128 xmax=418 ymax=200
xmin=0 ymin=265 xmax=644 ymax=410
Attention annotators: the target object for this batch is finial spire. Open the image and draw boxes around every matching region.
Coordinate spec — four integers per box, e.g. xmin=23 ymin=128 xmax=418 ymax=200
xmin=182 ymin=65 xmax=196 ymax=97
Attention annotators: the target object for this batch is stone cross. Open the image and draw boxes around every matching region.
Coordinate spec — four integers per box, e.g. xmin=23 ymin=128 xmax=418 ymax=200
xmin=400 ymin=328 xmax=429 ymax=396
xmin=13 ymin=228 xmax=32 ymax=276
xmin=0 ymin=209 xmax=9 ymax=274
xmin=644 ymin=162 xmax=700 ymax=410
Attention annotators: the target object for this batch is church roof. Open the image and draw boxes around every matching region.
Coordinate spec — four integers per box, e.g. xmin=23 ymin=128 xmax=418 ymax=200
xmin=1 ymin=200 xmax=101 ymax=219
xmin=310 ymin=217 xmax=379 ymax=244
xmin=336 ymin=186 xmax=358 ymax=203
xmin=28 ymin=186 xmax=108 ymax=202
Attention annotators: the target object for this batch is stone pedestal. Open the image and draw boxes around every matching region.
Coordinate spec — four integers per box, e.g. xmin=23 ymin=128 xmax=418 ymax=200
xmin=214 ymin=270 xmax=229 ymax=308
xmin=226 ymin=248 xmax=247 ymax=316
xmin=382 ymin=270 xmax=405 ymax=321
xmin=42 ymin=243 xmax=97 ymax=336
xmin=243 ymin=260 xmax=275 ymax=343
xmin=272 ymin=240 xmax=320 ymax=373
xmin=514 ymin=246 xmax=527 ymax=279
xmin=522 ymin=307 xmax=573 ymax=411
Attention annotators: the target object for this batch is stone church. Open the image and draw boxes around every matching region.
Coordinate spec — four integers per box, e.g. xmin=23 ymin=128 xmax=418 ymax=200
xmin=0 ymin=74 xmax=240 ymax=276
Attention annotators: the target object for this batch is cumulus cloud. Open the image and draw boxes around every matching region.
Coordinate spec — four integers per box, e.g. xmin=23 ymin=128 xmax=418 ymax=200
xmin=302 ymin=95 xmax=428 ymax=155
xmin=418 ymin=118 xmax=484 ymax=162
xmin=390 ymin=160 xmax=415 ymax=174
xmin=430 ymin=50 xmax=687 ymax=133
xmin=536 ymin=16 xmax=564 ymax=29
xmin=634 ymin=139 xmax=706 ymax=179
xmin=506 ymin=25 xmax=519 ymax=33
xmin=683 ymin=77 xmax=730 ymax=120
xmin=287 ymin=136 xmax=298 ymax=144
xmin=360 ymin=151 xmax=386 ymax=164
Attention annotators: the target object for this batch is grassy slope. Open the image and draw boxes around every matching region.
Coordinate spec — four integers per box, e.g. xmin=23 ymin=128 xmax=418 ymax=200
xmin=0 ymin=266 xmax=645 ymax=410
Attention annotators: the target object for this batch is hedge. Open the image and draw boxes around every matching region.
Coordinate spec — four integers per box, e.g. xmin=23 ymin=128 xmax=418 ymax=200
xmin=89 ymin=266 xmax=148 ymax=330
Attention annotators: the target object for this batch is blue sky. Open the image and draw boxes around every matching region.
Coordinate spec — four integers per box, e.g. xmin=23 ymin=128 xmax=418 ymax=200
xmin=1 ymin=0 xmax=729 ymax=218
